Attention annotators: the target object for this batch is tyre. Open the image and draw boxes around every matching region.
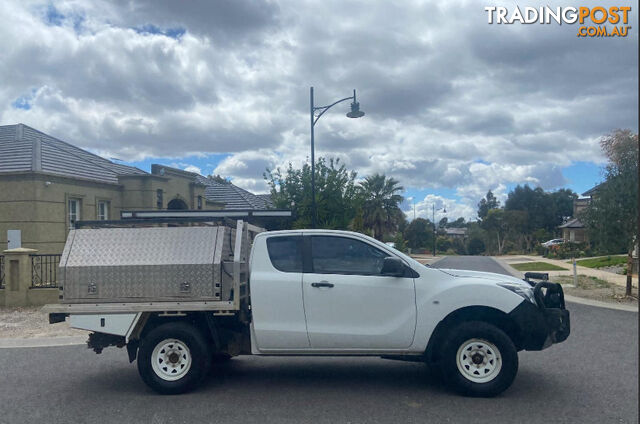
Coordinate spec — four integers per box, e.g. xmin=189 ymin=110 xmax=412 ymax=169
xmin=439 ymin=321 xmax=518 ymax=397
xmin=137 ymin=322 xmax=211 ymax=395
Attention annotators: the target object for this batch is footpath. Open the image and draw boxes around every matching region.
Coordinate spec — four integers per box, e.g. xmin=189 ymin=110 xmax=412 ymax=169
xmin=496 ymin=255 xmax=637 ymax=289
xmin=493 ymin=255 xmax=638 ymax=312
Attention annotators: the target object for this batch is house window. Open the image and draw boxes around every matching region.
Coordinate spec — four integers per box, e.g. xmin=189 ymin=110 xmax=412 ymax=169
xmin=156 ymin=189 xmax=163 ymax=209
xmin=68 ymin=198 xmax=81 ymax=228
xmin=98 ymin=201 xmax=110 ymax=220
xmin=197 ymin=196 xmax=203 ymax=210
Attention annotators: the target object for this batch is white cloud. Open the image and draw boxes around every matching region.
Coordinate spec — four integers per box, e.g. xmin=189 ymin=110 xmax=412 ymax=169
xmin=0 ymin=0 xmax=636 ymax=216
xmin=405 ymin=194 xmax=476 ymax=222
xmin=183 ymin=165 xmax=202 ymax=174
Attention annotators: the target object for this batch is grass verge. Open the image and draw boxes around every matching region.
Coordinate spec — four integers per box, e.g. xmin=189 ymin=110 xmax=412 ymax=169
xmin=555 ymin=275 xmax=611 ymax=289
xmin=511 ymin=262 xmax=568 ymax=271
xmin=555 ymin=275 xmax=638 ymax=304
xmin=576 ymin=255 xmax=627 ymax=269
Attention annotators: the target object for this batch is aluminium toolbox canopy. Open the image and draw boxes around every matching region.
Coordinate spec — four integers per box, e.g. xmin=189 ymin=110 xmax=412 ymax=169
xmin=59 ymin=226 xmax=234 ymax=303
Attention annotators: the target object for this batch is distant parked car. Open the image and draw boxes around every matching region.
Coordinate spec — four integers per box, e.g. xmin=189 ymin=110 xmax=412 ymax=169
xmin=542 ymin=239 xmax=565 ymax=248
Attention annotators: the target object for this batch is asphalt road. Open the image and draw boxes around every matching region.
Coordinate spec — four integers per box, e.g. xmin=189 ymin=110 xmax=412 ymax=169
xmin=1 ymin=256 xmax=637 ymax=424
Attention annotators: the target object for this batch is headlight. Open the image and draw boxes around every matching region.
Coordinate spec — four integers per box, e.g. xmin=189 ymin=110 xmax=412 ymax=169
xmin=497 ymin=282 xmax=536 ymax=304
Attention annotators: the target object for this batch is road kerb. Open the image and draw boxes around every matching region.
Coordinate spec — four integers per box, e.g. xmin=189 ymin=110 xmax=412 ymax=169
xmin=563 ymin=295 xmax=638 ymax=312
xmin=0 ymin=335 xmax=86 ymax=349
xmin=491 ymin=256 xmax=524 ymax=278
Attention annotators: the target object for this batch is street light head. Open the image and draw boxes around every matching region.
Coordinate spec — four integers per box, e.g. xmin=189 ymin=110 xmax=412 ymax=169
xmin=346 ymin=101 xmax=365 ymax=118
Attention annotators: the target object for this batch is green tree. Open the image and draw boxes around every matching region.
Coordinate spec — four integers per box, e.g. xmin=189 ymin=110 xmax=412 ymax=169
xmin=504 ymin=209 xmax=530 ymax=251
xmin=466 ymin=222 xmax=488 ymax=255
xmin=505 ymin=185 xmax=577 ymax=232
xmin=477 ymin=190 xmax=500 ymax=220
xmin=403 ymin=217 xmax=433 ymax=251
xmin=481 ymin=208 xmax=508 ymax=255
xmin=505 ymin=185 xmax=553 ymax=231
xmin=359 ymin=174 xmax=404 ymax=240
xmin=393 ymin=232 xmax=407 ymax=253
xmin=467 ymin=237 xmax=486 ymax=255
xmin=582 ymin=129 xmax=638 ymax=296
xmin=264 ymin=157 xmax=360 ymax=229
xmin=447 ymin=217 xmax=466 ymax=228
xmin=436 ymin=236 xmax=452 ymax=253
xmin=550 ymin=189 xmax=578 ymax=224
xmin=504 ymin=185 xmax=578 ymax=251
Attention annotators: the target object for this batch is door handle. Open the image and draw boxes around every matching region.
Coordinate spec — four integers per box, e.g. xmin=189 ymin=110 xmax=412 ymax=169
xmin=311 ymin=281 xmax=334 ymax=288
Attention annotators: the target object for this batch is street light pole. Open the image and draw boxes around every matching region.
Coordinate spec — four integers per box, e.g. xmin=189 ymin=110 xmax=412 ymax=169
xmin=432 ymin=203 xmax=446 ymax=257
xmin=309 ymin=87 xmax=365 ymax=228
xmin=310 ymin=87 xmax=316 ymax=229
xmin=432 ymin=204 xmax=436 ymax=257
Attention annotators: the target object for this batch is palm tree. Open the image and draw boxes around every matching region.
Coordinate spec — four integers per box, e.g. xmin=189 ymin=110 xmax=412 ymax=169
xmin=359 ymin=174 xmax=404 ymax=240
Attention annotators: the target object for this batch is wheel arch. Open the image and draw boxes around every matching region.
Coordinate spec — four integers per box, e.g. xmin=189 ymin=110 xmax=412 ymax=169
xmin=126 ymin=312 xmax=221 ymax=362
xmin=424 ymin=305 xmax=521 ymax=364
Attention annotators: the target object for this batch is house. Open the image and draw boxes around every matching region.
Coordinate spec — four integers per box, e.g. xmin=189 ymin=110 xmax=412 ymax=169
xmin=193 ymin=174 xmax=272 ymax=210
xmin=0 ymin=124 xmax=271 ymax=254
xmin=443 ymin=227 xmax=467 ymax=240
xmin=558 ymin=197 xmax=590 ymax=242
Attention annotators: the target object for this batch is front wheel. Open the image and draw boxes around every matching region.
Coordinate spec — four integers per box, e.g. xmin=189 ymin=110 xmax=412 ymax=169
xmin=439 ymin=321 xmax=518 ymax=397
xmin=137 ymin=322 xmax=211 ymax=394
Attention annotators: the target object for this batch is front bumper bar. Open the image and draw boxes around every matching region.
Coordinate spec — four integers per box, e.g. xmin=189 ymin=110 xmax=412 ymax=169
xmin=509 ymin=282 xmax=570 ymax=351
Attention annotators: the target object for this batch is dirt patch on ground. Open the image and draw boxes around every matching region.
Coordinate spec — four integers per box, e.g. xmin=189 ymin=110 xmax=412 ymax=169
xmin=0 ymin=307 xmax=86 ymax=339
xmin=555 ymin=275 xmax=638 ymax=305
xmin=598 ymin=265 xmax=626 ymax=275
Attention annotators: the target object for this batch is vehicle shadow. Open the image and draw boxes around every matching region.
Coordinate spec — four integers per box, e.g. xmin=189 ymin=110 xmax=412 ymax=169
xmin=202 ymin=356 xmax=444 ymax=393
xmin=78 ymin=355 xmax=569 ymax=400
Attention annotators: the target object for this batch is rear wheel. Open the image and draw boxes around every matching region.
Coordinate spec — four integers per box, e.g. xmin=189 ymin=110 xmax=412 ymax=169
xmin=439 ymin=321 xmax=518 ymax=397
xmin=137 ymin=322 xmax=211 ymax=394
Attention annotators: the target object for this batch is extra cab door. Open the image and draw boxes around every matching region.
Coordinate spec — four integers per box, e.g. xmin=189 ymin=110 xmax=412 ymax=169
xmin=249 ymin=235 xmax=310 ymax=350
xmin=302 ymin=235 xmax=417 ymax=350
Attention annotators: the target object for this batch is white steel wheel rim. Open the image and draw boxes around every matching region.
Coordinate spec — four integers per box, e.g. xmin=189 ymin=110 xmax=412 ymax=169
xmin=456 ymin=338 xmax=502 ymax=383
xmin=151 ymin=339 xmax=192 ymax=381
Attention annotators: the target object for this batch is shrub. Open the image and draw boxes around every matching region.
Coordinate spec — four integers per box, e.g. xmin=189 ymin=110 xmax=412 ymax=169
xmin=452 ymin=238 xmax=467 ymax=255
xmin=467 ymin=237 xmax=486 ymax=255
xmin=436 ymin=236 xmax=451 ymax=253
xmin=534 ymin=245 xmax=547 ymax=256
xmin=547 ymin=242 xmax=588 ymax=259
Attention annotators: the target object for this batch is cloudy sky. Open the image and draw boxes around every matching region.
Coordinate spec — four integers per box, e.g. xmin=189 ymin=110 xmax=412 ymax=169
xmin=1 ymin=0 xmax=637 ymax=221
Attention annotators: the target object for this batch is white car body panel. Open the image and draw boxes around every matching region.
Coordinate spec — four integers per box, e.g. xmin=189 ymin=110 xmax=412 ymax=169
xmin=248 ymin=235 xmax=310 ymax=350
xmin=249 ymin=230 xmax=527 ymax=355
xmin=410 ymin=272 xmax=525 ymax=352
xmin=70 ymin=313 xmax=139 ymax=337
xmin=302 ymin=271 xmax=416 ymax=350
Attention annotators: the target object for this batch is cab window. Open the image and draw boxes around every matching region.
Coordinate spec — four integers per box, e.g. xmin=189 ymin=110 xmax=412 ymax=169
xmin=310 ymin=236 xmax=389 ymax=275
xmin=266 ymin=236 xmax=303 ymax=273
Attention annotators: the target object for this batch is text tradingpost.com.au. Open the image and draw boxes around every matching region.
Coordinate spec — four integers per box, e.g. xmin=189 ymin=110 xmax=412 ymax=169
xmin=484 ymin=5 xmax=632 ymax=38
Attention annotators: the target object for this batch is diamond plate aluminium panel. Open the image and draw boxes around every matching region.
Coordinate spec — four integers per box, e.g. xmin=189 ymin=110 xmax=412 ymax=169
xmin=61 ymin=227 xmax=222 ymax=303
xmin=64 ymin=227 xmax=219 ymax=266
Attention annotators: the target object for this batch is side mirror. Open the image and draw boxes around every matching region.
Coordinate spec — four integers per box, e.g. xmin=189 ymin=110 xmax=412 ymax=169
xmin=381 ymin=257 xmax=405 ymax=277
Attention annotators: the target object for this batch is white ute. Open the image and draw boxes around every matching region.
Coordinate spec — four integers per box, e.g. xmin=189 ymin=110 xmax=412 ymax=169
xmin=44 ymin=220 xmax=570 ymax=397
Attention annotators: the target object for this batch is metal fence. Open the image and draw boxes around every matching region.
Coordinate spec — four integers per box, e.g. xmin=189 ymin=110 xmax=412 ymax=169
xmin=31 ymin=254 xmax=61 ymax=288
xmin=0 ymin=255 xmax=4 ymax=289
